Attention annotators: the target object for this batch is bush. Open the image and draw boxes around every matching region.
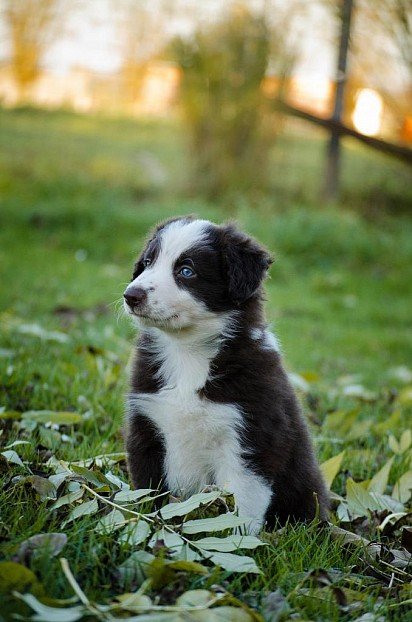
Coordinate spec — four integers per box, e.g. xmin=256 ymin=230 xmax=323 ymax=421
xmin=173 ymin=5 xmax=277 ymax=199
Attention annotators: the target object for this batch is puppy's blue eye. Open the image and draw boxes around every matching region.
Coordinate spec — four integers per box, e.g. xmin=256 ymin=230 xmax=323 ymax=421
xmin=179 ymin=266 xmax=195 ymax=278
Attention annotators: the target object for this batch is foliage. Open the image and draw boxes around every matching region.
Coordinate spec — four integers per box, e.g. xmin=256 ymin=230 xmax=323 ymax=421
xmin=2 ymin=0 xmax=66 ymax=98
xmin=118 ymin=0 xmax=170 ymax=110
xmin=173 ymin=5 xmax=278 ymax=199
xmin=0 ymin=397 xmax=411 ymax=620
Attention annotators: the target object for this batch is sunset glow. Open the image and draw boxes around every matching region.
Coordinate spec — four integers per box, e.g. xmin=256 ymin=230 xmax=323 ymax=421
xmin=352 ymin=88 xmax=383 ymax=136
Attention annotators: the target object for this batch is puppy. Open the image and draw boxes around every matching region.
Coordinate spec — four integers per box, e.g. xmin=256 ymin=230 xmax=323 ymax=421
xmin=123 ymin=217 xmax=328 ymax=533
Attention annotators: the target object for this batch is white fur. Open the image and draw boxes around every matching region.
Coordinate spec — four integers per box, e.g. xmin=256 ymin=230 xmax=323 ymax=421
xmin=250 ymin=327 xmax=281 ymax=353
xmin=124 ymin=219 xmax=212 ymax=330
xmin=263 ymin=329 xmax=281 ymax=352
xmin=130 ymin=320 xmax=272 ymax=534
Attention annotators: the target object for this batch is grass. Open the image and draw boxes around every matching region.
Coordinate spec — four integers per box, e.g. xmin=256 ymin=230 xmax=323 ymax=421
xmin=0 ymin=106 xmax=411 ymax=621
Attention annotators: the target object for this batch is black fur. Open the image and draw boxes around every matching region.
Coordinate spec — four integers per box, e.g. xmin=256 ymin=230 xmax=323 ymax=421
xmin=219 ymin=224 xmax=273 ymax=305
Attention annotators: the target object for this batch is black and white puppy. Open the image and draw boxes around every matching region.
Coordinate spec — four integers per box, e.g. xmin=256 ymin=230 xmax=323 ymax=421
xmin=123 ymin=217 xmax=328 ymax=533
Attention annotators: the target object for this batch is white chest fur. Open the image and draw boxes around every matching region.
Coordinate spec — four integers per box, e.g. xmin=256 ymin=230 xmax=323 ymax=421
xmin=129 ymin=326 xmax=273 ymax=533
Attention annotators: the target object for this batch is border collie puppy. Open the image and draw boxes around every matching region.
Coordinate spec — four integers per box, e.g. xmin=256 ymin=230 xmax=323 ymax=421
xmin=123 ymin=217 xmax=328 ymax=533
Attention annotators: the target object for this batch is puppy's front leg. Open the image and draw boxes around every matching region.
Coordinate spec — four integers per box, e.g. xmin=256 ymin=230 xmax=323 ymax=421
xmin=216 ymin=465 xmax=272 ymax=535
xmin=126 ymin=409 xmax=165 ymax=491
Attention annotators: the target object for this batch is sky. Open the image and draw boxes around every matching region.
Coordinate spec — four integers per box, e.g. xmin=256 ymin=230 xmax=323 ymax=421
xmin=0 ymin=0 xmax=336 ymax=81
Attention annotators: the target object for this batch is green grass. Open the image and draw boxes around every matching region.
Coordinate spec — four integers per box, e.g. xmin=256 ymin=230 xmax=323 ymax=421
xmin=0 ymin=107 xmax=411 ymax=621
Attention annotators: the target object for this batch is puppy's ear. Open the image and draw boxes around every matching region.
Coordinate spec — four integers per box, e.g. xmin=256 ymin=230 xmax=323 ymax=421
xmin=220 ymin=224 xmax=273 ymax=304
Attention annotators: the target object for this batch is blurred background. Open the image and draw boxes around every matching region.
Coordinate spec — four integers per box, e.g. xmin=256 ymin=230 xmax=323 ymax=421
xmin=1 ymin=0 xmax=411 ymax=201
xmin=0 ymin=0 xmax=411 ymax=388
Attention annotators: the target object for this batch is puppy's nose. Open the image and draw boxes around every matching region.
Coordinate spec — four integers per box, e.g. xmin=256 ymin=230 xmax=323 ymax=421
xmin=124 ymin=286 xmax=147 ymax=308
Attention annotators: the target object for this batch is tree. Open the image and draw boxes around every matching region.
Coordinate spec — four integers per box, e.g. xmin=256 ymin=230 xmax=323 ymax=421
xmin=3 ymin=0 xmax=64 ymax=99
xmin=360 ymin=0 xmax=411 ymax=80
xmin=323 ymin=0 xmax=411 ymax=114
xmin=323 ymin=0 xmax=353 ymax=202
xmin=350 ymin=0 xmax=411 ymax=119
xmin=117 ymin=0 xmax=176 ymax=108
xmin=173 ymin=2 xmax=300 ymax=198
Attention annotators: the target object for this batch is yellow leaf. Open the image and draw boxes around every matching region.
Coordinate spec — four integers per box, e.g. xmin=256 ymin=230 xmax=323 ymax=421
xmin=392 ymin=470 xmax=412 ymax=503
xmin=368 ymin=457 xmax=394 ymax=495
xmin=346 ymin=478 xmax=377 ymax=517
xmin=320 ymin=452 xmax=345 ymax=489
xmin=399 ymin=429 xmax=411 ymax=453
xmin=388 ymin=434 xmax=400 ymax=454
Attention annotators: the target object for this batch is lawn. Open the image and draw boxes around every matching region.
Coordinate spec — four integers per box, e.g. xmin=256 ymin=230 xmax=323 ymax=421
xmin=0 ymin=107 xmax=411 ymax=621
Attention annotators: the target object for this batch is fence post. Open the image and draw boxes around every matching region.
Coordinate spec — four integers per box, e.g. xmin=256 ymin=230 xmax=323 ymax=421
xmin=323 ymin=0 xmax=354 ymax=202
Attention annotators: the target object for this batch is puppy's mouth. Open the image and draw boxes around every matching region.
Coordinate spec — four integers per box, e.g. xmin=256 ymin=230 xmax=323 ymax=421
xmin=130 ymin=310 xmax=179 ymax=324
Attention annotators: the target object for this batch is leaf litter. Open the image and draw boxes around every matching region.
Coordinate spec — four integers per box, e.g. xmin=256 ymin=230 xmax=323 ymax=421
xmin=1 ymin=370 xmax=411 ymax=620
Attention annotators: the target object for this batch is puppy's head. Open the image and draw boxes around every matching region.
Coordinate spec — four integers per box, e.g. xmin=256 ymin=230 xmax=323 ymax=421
xmin=124 ymin=217 xmax=272 ymax=330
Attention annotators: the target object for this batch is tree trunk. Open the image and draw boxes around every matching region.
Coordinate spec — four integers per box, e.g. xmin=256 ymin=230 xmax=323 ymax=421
xmin=323 ymin=0 xmax=354 ymax=202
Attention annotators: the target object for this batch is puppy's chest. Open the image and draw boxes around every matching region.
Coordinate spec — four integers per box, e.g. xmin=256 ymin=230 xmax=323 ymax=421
xmin=142 ymin=343 xmax=234 ymax=439
xmin=134 ymin=341 xmax=243 ymax=491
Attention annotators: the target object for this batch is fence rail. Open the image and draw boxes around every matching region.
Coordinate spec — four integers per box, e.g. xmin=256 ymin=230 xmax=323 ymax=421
xmin=279 ymin=101 xmax=412 ymax=167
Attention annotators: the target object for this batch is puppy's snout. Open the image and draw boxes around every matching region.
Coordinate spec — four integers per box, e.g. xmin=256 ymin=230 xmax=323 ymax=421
xmin=124 ymin=286 xmax=147 ymax=308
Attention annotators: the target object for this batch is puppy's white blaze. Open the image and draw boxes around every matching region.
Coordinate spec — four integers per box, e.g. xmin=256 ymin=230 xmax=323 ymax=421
xmin=158 ymin=218 xmax=210 ymax=261
xmin=129 ymin=219 xmax=212 ymax=328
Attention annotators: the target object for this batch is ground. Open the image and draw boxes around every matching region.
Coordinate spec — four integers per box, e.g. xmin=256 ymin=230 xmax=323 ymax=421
xmin=0 ymin=107 xmax=411 ymax=621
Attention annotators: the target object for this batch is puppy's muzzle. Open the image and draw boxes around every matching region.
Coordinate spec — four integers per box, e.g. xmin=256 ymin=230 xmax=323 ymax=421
xmin=124 ymin=286 xmax=147 ymax=309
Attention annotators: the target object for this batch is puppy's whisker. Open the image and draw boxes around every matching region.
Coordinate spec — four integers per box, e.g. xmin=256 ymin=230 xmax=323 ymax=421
xmin=108 ymin=298 xmax=123 ymax=308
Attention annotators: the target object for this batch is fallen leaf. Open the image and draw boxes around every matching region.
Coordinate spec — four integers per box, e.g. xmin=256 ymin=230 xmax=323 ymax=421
xmin=320 ymin=451 xmax=345 ymax=489
xmin=160 ymin=490 xmax=223 ymax=520
xmin=96 ymin=509 xmax=126 ymax=534
xmin=114 ymin=488 xmax=156 ymax=503
xmin=1 ymin=450 xmax=25 ymax=467
xmin=148 ymin=528 xmax=185 ymax=552
xmin=182 ymin=515 xmax=249 ymax=534
xmin=116 ymin=591 xmax=152 ymax=610
xmin=15 ymin=533 xmax=67 ymax=563
xmin=50 ymin=489 xmax=84 ymax=511
xmin=119 ymin=520 xmax=151 ymax=546
xmin=204 ymin=551 xmax=261 ymax=574
xmin=25 ymin=476 xmax=57 ymax=500
xmin=368 ymin=457 xmax=394 ymax=495
xmin=346 ymin=478 xmax=377 ymax=517
xmin=176 ymin=589 xmax=214 ymax=607
xmin=261 ymin=589 xmax=291 ymax=622
xmin=117 ymin=550 xmax=155 ymax=588
xmin=195 ymin=535 xmax=265 ymax=553
xmin=62 ymin=499 xmax=99 ymax=526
